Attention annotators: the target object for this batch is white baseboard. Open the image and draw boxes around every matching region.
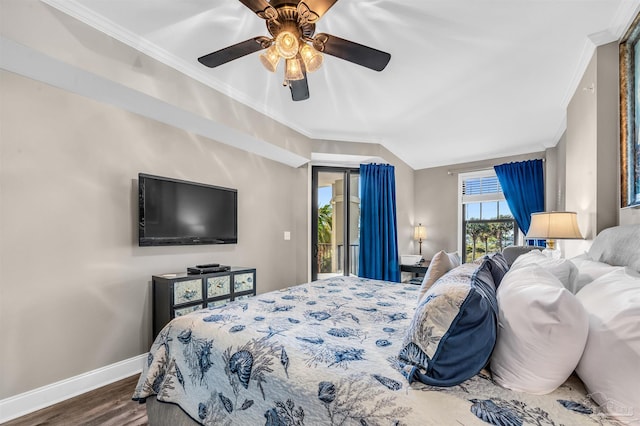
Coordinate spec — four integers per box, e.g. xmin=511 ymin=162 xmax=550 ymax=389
xmin=0 ymin=353 xmax=148 ymax=423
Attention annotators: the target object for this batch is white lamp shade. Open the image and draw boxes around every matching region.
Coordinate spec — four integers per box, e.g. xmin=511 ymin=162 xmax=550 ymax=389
xmin=526 ymin=212 xmax=584 ymax=240
xmin=414 ymin=225 xmax=427 ymax=240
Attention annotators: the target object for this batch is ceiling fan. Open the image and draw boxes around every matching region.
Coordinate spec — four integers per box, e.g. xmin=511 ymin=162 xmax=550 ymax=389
xmin=197 ymin=0 xmax=391 ymax=101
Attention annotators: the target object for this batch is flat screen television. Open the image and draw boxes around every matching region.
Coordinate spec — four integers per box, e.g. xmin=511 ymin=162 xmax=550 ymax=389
xmin=138 ymin=173 xmax=238 ymax=246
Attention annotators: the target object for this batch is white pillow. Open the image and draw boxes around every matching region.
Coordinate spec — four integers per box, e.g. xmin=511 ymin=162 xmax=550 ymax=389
xmin=416 ymin=250 xmax=459 ymax=305
xmin=490 ymin=264 xmax=589 ymax=394
xmin=510 ymin=250 xmax=578 ymax=290
xmin=576 ymin=268 xmax=640 ymax=424
xmin=569 ymin=254 xmax=624 ymax=294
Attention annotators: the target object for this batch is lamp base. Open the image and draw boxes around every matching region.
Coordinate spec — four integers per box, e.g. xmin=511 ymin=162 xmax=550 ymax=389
xmin=541 ymin=248 xmax=561 ymax=259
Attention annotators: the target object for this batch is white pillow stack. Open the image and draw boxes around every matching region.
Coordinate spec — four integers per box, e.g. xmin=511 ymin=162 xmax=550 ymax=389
xmin=510 ymin=250 xmax=578 ymax=290
xmin=416 ymin=250 xmax=460 ymax=305
xmin=490 ymin=264 xmax=589 ymax=394
xmin=575 ymin=268 xmax=640 ymax=425
xmin=569 ymin=253 xmax=625 ymax=294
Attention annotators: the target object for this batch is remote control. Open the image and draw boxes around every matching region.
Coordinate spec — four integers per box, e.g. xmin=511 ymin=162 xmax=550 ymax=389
xmin=196 ymin=263 xmax=220 ymax=268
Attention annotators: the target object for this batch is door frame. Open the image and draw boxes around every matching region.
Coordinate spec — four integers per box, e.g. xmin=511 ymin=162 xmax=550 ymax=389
xmin=311 ymin=166 xmax=360 ymax=281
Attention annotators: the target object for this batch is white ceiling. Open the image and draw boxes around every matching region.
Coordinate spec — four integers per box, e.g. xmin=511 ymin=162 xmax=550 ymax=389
xmin=41 ymin=0 xmax=639 ymax=169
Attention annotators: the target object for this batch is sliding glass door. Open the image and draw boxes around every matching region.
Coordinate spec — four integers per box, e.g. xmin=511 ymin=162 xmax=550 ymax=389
xmin=311 ymin=167 xmax=360 ymax=281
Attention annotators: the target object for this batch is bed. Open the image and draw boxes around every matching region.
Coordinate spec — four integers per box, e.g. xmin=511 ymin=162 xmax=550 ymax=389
xmin=132 ymin=271 xmax=624 ymax=426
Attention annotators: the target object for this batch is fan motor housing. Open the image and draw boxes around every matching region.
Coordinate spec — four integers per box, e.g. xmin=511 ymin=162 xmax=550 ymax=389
xmin=266 ymin=4 xmax=315 ymax=39
xmin=269 ymin=0 xmax=302 ymax=8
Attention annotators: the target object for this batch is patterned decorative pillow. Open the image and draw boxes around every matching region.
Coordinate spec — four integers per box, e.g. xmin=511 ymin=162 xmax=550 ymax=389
xmin=416 ymin=250 xmax=459 ymax=305
xmin=400 ymin=259 xmax=498 ymax=387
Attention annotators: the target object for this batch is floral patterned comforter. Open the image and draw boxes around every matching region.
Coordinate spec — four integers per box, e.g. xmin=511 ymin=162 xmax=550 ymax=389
xmin=133 ymin=276 xmax=620 ymax=426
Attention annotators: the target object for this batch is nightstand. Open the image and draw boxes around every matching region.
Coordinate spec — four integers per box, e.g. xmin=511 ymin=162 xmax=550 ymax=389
xmin=400 ymin=261 xmax=430 ymax=285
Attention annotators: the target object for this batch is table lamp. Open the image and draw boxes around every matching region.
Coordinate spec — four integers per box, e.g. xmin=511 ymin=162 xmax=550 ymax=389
xmin=526 ymin=211 xmax=583 ymax=254
xmin=414 ymin=223 xmax=427 ymax=255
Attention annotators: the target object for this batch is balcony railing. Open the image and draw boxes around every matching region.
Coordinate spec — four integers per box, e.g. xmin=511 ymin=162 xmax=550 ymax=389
xmin=317 ymin=243 xmax=359 ymax=276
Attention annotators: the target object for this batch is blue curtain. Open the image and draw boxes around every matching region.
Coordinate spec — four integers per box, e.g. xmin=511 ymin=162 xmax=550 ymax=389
xmin=494 ymin=159 xmax=545 ymax=244
xmin=358 ymin=164 xmax=400 ymax=282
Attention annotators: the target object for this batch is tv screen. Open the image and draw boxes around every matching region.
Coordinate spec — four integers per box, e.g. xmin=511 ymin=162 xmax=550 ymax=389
xmin=138 ymin=173 xmax=237 ymax=246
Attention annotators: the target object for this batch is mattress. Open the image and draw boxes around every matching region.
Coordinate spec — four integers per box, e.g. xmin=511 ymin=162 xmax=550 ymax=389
xmin=133 ymin=276 xmax=618 ymax=425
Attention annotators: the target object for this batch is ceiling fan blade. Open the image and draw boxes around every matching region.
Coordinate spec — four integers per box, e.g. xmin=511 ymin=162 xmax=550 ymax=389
xmin=238 ymin=0 xmax=277 ymax=19
xmin=290 ymin=75 xmax=310 ymax=101
xmin=297 ymin=0 xmax=338 ymax=23
xmin=198 ymin=37 xmax=268 ymax=68
xmin=313 ymin=33 xmax=391 ymax=71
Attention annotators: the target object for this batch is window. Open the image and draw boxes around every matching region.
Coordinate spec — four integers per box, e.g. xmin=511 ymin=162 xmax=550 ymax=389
xmin=458 ymin=171 xmax=518 ymax=263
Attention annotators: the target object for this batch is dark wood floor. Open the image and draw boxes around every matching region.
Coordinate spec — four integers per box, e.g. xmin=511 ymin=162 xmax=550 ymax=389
xmin=4 ymin=375 xmax=147 ymax=426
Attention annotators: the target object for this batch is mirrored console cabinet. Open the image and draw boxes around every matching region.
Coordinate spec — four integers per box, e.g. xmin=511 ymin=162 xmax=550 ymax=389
xmin=152 ymin=267 xmax=256 ymax=337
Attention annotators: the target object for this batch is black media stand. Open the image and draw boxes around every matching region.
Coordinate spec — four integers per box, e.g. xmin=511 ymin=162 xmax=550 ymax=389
xmin=152 ymin=266 xmax=256 ymax=337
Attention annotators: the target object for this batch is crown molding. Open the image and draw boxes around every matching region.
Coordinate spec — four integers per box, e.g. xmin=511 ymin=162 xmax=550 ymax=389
xmin=39 ymin=0 xmax=410 ymax=164
xmin=40 ymin=0 xmax=316 ymax=141
xmin=1 ymin=36 xmax=309 ymax=168
xmin=39 ymin=0 xmax=640 ymax=169
xmin=609 ymin=0 xmax=640 ymax=39
xmin=559 ymin=38 xmax=597 ymax=111
xmin=558 ymin=0 xmax=640 ymax=112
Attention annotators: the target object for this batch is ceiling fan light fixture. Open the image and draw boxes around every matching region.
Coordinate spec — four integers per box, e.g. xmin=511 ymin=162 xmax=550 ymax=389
xmin=300 ymin=44 xmax=323 ymax=72
xmin=285 ymin=57 xmax=304 ymax=81
xmin=275 ymin=31 xmax=300 ymax=59
xmin=197 ymin=0 xmax=392 ymax=101
xmin=259 ymin=45 xmax=280 ymax=72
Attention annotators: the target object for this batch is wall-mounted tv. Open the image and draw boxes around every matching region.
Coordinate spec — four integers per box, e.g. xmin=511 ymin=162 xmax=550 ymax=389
xmin=138 ymin=173 xmax=237 ymax=246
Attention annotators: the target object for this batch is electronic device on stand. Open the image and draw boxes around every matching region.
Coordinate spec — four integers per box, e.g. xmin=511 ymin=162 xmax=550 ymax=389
xmin=187 ymin=264 xmax=231 ymax=274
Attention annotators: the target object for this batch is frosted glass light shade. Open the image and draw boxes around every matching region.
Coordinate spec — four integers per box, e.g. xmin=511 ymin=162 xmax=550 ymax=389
xmin=275 ymin=31 xmax=299 ymax=59
xmin=300 ymin=44 xmax=323 ymax=72
xmin=285 ymin=58 xmax=304 ymax=81
xmin=259 ymin=45 xmax=280 ymax=72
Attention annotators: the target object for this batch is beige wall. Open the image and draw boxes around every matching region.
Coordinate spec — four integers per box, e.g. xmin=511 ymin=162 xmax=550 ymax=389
xmin=545 ymin=145 xmax=559 ymax=212
xmin=0 ymin=76 xmax=416 ymax=399
xmin=0 ymin=71 xmax=310 ymax=398
xmin=310 ymin=140 xmax=415 ymax=262
xmin=0 ymin=1 xmax=417 ymax=401
xmin=415 ymin=43 xmax=633 ymax=263
xmin=0 ymin=0 xmax=316 ymax=398
xmin=0 ymin=0 xmax=311 ymax=160
xmin=2 ymin=0 xmax=636 ymax=409
xmin=545 ymin=131 xmax=567 ymax=212
xmin=620 ymin=205 xmax=640 ymax=223
xmin=564 ymin=42 xmax=622 ymax=257
xmin=413 ymin=152 xmax=545 ymax=260
xmin=557 ymin=132 xmax=568 ymax=211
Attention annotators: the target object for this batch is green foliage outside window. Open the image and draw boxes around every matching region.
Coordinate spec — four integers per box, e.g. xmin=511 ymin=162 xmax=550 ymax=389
xmin=317 ymin=204 xmax=333 ymax=272
xmin=465 ymin=218 xmax=515 ymax=262
xmin=318 ymin=204 xmax=332 ymax=243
